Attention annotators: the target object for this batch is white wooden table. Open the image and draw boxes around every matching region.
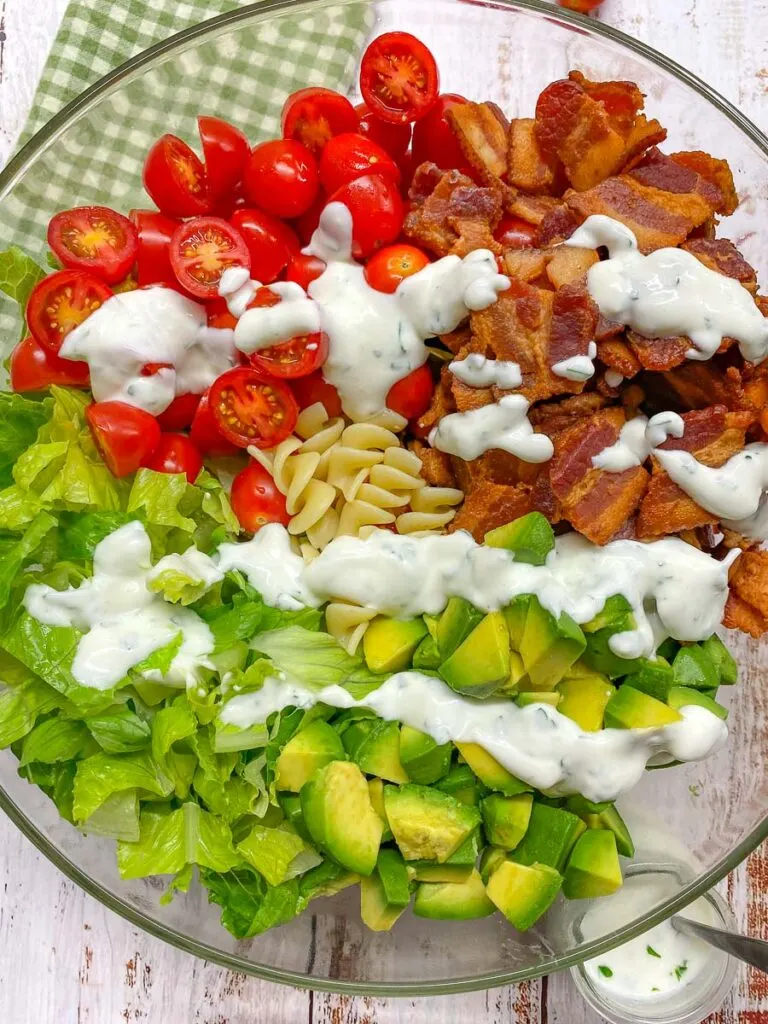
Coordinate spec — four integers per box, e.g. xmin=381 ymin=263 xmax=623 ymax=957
xmin=1 ymin=1 xmax=767 ymax=1021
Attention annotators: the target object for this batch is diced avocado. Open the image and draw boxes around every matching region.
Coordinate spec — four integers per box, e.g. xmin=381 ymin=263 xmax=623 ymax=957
xmin=435 ymin=764 xmax=487 ymax=806
xmin=367 ymin=777 xmax=393 ymax=841
xmin=277 ymin=793 xmax=312 ymax=843
xmin=384 ymin=783 xmax=480 ymax=863
xmin=486 ymin=860 xmax=562 ymax=931
xmin=562 ymin=829 xmax=623 ymax=899
xmin=423 ymin=614 xmax=440 ymax=641
xmin=582 ymin=631 xmax=644 ymax=680
xmin=519 ymin=598 xmax=585 ymax=690
xmin=447 ymin=826 xmax=483 ymax=865
xmin=342 ymin=719 xmax=408 ymax=783
xmin=360 ymin=850 xmax=411 ymax=931
xmin=622 ymin=657 xmax=674 ymax=702
xmin=276 ymin=720 xmax=346 ymax=793
xmin=375 ymin=847 xmax=411 ymax=907
xmin=439 ymin=611 xmax=511 ymax=698
xmin=566 ymin=796 xmax=634 ymax=857
xmin=510 ymin=803 xmax=586 ymax=872
xmin=437 ymin=597 xmax=484 ymax=660
xmin=556 ymin=675 xmax=615 ymax=732
xmin=700 ymin=634 xmax=737 ymax=685
xmin=413 ymin=633 xmax=442 ymax=671
xmin=504 ymin=594 xmax=532 ymax=650
xmin=399 ymin=726 xmax=452 ymax=785
xmin=583 ymin=594 xmax=635 ymax=634
xmin=656 ymin=637 xmax=680 ymax=661
xmin=479 ymin=845 xmax=507 ymax=884
xmin=414 ymin=868 xmax=496 ymax=920
xmin=667 ymin=685 xmax=728 ymax=721
xmin=495 ymin=650 xmax=528 ymax=697
xmin=410 ymin=861 xmax=473 ymax=883
xmin=481 ymin=793 xmax=533 ymax=850
xmin=672 ymin=645 xmax=719 ymax=691
xmin=484 ymin=512 xmax=555 ymax=566
xmin=363 ymin=616 xmax=427 ymax=674
xmin=563 ymin=659 xmax=599 ymax=679
xmin=516 ymin=691 xmax=560 ymax=708
xmin=300 ymin=860 xmax=360 ymax=901
xmin=300 ymin=761 xmax=383 ymax=875
xmin=604 ymin=685 xmax=682 ymax=729
xmin=455 ymin=742 xmax=533 ymax=796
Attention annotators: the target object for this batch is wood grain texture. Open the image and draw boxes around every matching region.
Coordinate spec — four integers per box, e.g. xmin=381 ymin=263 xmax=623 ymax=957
xmin=1 ymin=1 xmax=767 ymax=1022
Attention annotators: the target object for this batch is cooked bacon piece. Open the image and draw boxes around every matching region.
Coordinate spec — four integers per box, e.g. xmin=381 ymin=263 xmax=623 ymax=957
xmin=439 ymin=327 xmax=472 ymax=355
xmin=682 ymin=238 xmax=758 ymax=294
xmin=529 ymin=391 xmax=610 ymax=435
xmin=723 ymin=591 xmax=767 ymax=637
xmin=508 ymin=193 xmax=561 ymax=226
xmin=507 ymin=118 xmax=559 ymax=194
xmin=448 ymin=481 xmax=534 ymax=541
xmin=534 ymin=205 xmax=581 ymax=246
xmin=597 ymin=337 xmax=641 ymax=378
xmin=645 ymin=361 xmax=745 ymax=411
xmin=595 ymin=314 xmax=626 ymax=343
xmin=451 ymin=375 xmax=493 ymax=413
xmin=626 ymin=330 xmax=690 ymax=372
xmin=545 ymin=245 xmax=599 ymax=288
xmin=570 ymin=72 xmax=645 ymax=133
xmin=724 ymin=550 xmax=768 ymax=637
xmin=410 ymin=441 xmax=458 ymax=488
xmin=626 ymin=148 xmax=726 ymax=212
xmin=549 ymin=283 xmax=598 ymax=368
xmin=531 ymin=470 xmax=562 ymax=524
xmin=503 ymin=248 xmax=548 ymax=283
xmin=447 ymin=102 xmax=509 ymax=183
xmin=619 ymin=116 xmax=669 ymax=171
xmin=415 ymin=365 xmax=455 ymax=437
xmin=408 ymin=162 xmax=445 ymax=205
xmin=404 ymin=165 xmax=503 ymax=258
xmin=757 ymin=295 xmax=768 ymax=317
xmin=669 ymin=150 xmax=739 ymax=216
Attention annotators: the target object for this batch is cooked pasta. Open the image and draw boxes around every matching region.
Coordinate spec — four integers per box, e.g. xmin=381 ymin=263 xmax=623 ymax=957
xmin=397 ymin=486 xmax=465 ymax=534
xmin=325 ymin=601 xmax=378 ymax=655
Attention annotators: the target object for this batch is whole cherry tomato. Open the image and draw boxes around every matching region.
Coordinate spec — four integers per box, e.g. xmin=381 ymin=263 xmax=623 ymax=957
xmin=230 ymin=460 xmax=291 ymax=533
xmin=291 ymin=189 xmax=328 ymax=245
xmin=190 ymin=389 xmax=239 ymax=456
xmin=355 ymin=102 xmax=412 ymax=160
xmin=198 ymin=115 xmax=249 ymax=202
xmin=27 ymin=270 xmax=112 ymax=355
xmin=494 ymin=215 xmax=537 ymax=250
xmin=156 ymin=392 xmax=202 ymax=431
xmin=143 ymin=432 xmax=204 ymax=483
xmin=143 ymin=134 xmax=210 ymax=217
xmin=169 ymin=217 xmax=250 ymax=299
xmin=360 ymin=32 xmax=439 ymax=124
xmin=244 ymin=139 xmax=319 ymax=219
xmin=86 ymin=401 xmax=161 ymax=477
xmin=281 ymin=87 xmax=359 ymax=157
xmin=9 ymin=335 xmax=90 ymax=392
xmin=411 ymin=93 xmax=469 ymax=170
xmin=209 ymin=367 xmax=299 ymax=449
xmin=285 ymin=253 xmax=326 ymax=291
xmin=364 ymin=244 xmax=429 ymax=293
xmin=328 ymin=173 xmax=404 ymax=258
xmin=386 ymin=364 xmax=434 ymax=420
xmin=290 ymin=370 xmax=343 ymax=418
xmin=318 ymin=132 xmax=400 ymax=195
xmin=47 ymin=206 xmax=137 ymax=285
xmin=230 ymin=208 xmax=300 ymax=284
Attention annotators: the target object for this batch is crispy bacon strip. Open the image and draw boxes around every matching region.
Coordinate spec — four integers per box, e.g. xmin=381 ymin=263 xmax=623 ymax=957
xmin=534 ymin=204 xmax=581 ymax=247
xmin=404 ymin=164 xmax=503 ymax=258
xmin=529 ymin=391 xmax=610 ymax=435
xmin=410 ymin=441 xmax=458 ymax=488
xmin=439 ymin=327 xmax=472 ymax=355
xmin=644 ymin=362 xmax=745 ymax=411
xmin=669 ymin=150 xmax=739 ymax=216
xmin=545 ymin=245 xmax=598 ymax=288
xmin=448 ymin=481 xmax=534 ymax=541
xmin=549 ymin=283 xmax=598 ymax=367
xmin=597 ymin=337 xmax=641 ymax=378
xmin=415 ymin=365 xmax=455 ymax=437
xmin=507 ymin=193 xmax=561 ymax=226
xmin=724 ymin=550 xmax=768 ymax=637
xmin=682 ymin=238 xmax=758 ymax=293
xmin=507 ymin=118 xmax=559 ymax=194
xmin=447 ymin=102 xmax=509 ymax=183
xmin=626 ymin=330 xmax=690 ymax=372
xmin=502 ymin=248 xmax=548 ymax=283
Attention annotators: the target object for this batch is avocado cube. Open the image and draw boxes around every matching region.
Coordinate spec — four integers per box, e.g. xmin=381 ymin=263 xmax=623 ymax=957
xmin=582 ymin=629 xmax=645 ymax=679
xmin=672 ymin=645 xmax=719 ymax=691
xmin=494 ymin=650 xmax=528 ymax=698
xmin=276 ymin=720 xmax=346 ymax=792
xmin=435 ymin=764 xmax=487 ymax=806
xmin=484 ymin=512 xmax=555 ymax=566
xmin=412 ymin=633 xmax=442 ymax=671
xmin=621 ymin=657 xmax=674 ymax=702
xmin=562 ymin=829 xmax=623 ymax=899
xmin=563 ymin=659 xmax=600 ymax=679
xmin=516 ymin=691 xmax=561 ymax=708
xmin=556 ymin=675 xmax=615 ymax=732
xmin=479 ymin=845 xmax=507 ymax=884
xmin=343 ymin=718 xmax=409 ymax=783
xmin=363 ymin=616 xmax=427 ymax=674
xmin=414 ymin=868 xmax=496 ymax=920
xmin=510 ymin=803 xmax=586 ymax=872
xmin=583 ymin=594 xmax=635 ymax=633
xmin=656 ymin=637 xmax=680 ymax=661
xmin=409 ymin=861 xmax=474 ymax=883
xmin=504 ymin=594 xmax=532 ymax=650
xmin=519 ymin=598 xmax=585 ymax=690
xmin=447 ymin=826 xmax=484 ymax=865
xmin=374 ymin=847 xmax=411 ymax=907
xmin=399 ymin=726 xmax=452 ymax=785
xmin=300 ymin=761 xmax=383 ymax=875
xmin=439 ymin=611 xmax=511 ymax=697
xmin=700 ymin=634 xmax=737 ymax=685
xmin=437 ymin=597 xmax=484 ymax=660
xmin=667 ymin=685 xmax=728 ymax=721
xmin=566 ymin=796 xmax=634 ymax=857
xmin=455 ymin=742 xmax=533 ymax=796
xmin=604 ymin=685 xmax=682 ymax=729
xmin=360 ymin=851 xmax=411 ymax=932
xmin=367 ymin=777 xmax=393 ymax=841
xmin=384 ymin=783 xmax=480 ymax=863
xmin=277 ymin=793 xmax=312 ymax=843
xmin=481 ymin=793 xmax=533 ymax=850
xmin=423 ymin=614 xmax=440 ymax=641
xmin=486 ymin=860 xmax=562 ymax=931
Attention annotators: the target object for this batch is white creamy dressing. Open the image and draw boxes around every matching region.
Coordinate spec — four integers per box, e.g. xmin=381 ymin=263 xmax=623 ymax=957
xmin=215 ymin=523 xmax=321 ymax=611
xmin=147 ymin=548 xmax=225 ymax=591
xmin=551 ymin=341 xmax=598 ymax=382
xmin=428 ymin=394 xmax=554 ymax=463
xmin=566 ymin=215 xmax=768 ymax=364
xmin=60 ymin=287 xmax=237 ymax=415
xmin=449 ymin=353 xmax=522 ymax=390
xmin=654 ymin=442 xmax=768 ymax=522
xmin=218 ymin=673 xmax=726 ymax=802
xmin=23 ymin=522 xmax=214 ymax=689
xmin=231 ymin=203 xmax=509 ymax=420
xmin=593 ymin=412 xmax=685 ymax=472
xmin=219 ymin=266 xmax=258 ymax=318
xmin=605 ymin=369 xmax=625 ymax=388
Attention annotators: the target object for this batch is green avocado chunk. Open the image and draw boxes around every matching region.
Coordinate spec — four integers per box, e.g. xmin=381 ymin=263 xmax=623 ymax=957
xmin=603 ymin=685 xmax=682 ymax=728
xmin=410 ymin=862 xmax=473 ymax=883
xmin=437 ymin=597 xmax=484 ymax=660
xmin=277 ymin=793 xmax=312 ymax=843
xmin=583 ymin=594 xmax=634 ymax=634
xmin=455 ymin=742 xmax=533 ymax=796
xmin=300 ymin=760 xmax=383 ymax=875
xmin=342 ymin=718 xmax=409 ymax=783
xmin=556 ymin=674 xmax=615 ymax=731
xmin=519 ymin=597 xmax=586 ymax=690
xmin=414 ymin=868 xmax=496 ymax=920
xmin=621 ymin=657 xmax=674 ymax=702
xmin=667 ymin=685 xmax=728 ymax=720
xmin=566 ymin=796 xmax=634 ymax=857
xmin=363 ymin=616 xmax=427 ymax=674
xmin=562 ymin=829 xmax=623 ymax=899
xmin=486 ymin=860 xmax=562 ymax=931
xmin=384 ymin=783 xmax=480 ymax=863
xmin=580 ymin=596 xmax=645 ymax=679
xmin=484 ymin=512 xmax=555 ymax=565
xmin=672 ymin=645 xmax=720 ymax=691
xmin=481 ymin=793 xmax=533 ymax=850
xmin=700 ymin=634 xmax=737 ymax=684
xmin=276 ymin=720 xmax=346 ymax=793
xmin=509 ymin=802 xmax=586 ymax=872
xmin=367 ymin=777 xmax=393 ymax=841
xmin=412 ymin=633 xmax=442 ymax=671
xmin=479 ymin=845 xmax=507 ymax=884
xmin=360 ymin=849 xmax=412 ymax=931
xmin=504 ymin=594 xmax=533 ymax=650
xmin=399 ymin=726 xmax=452 ymax=785
xmin=435 ymin=764 xmax=487 ymax=806
xmin=516 ymin=691 xmax=561 ymax=708
xmin=439 ymin=611 xmax=511 ymax=697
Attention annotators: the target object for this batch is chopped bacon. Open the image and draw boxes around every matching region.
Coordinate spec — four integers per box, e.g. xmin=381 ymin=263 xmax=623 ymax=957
xmin=534 ymin=204 xmax=581 ymax=246
xmin=415 ymin=365 xmax=455 ymax=437
xmin=507 ymin=193 xmax=561 ymax=226
xmin=618 ymin=115 xmax=668 ymax=171
xmin=439 ymin=327 xmax=472 ymax=355
xmin=626 ymin=330 xmax=690 ymax=372
xmin=410 ymin=441 xmax=458 ymax=488
xmin=545 ymin=245 xmax=599 ymax=288
xmin=408 ymin=162 xmax=446 ymax=205
xmin=549 ymin=282 xmax=598 ymax=368
xmin=529 ymin=391 xmax=610 ymax=435
xmin=627 ymin=148 xmax=725 ymax=211
xmin=503 ymin=248 xmax=548 ymax=283
xmin=448 ymin=481 xmax=534 ymax=541
xmin=507 ymin=118 xmax=559 ymax=194
xmin=682 ymin=238 xmax=758 ymax=294
xmin=570 ymin=72 xmax=645 ymax=134
xmin=447 ymin=102 xmax=509 ymax=183
xmin=723 ymin=550 xmax=768 ymax=637
xmin=597 ymin=337 xmax=641 ymax=378
xmin=451 ymin=374 xmax=494 ymax=413
xmin=645 ymin=361 xmax=745 ymax=411
xmin=404 ymin=165 xmax=503 ymax=258
xmin=669 ymin=150 xmax=739 ymax=216
xmin=595 ymin=314 xmax=626 ymax=343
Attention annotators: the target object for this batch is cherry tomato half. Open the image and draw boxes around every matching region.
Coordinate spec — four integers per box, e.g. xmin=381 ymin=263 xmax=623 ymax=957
xmin=386 ymin=363 xmax=434 ymax=420
xmin=355 ymin=102 xmax=412 ymax=160
xmin=143 ymin=134 xmax=210 ymax=218
xmin=244 ymin=139 xmax=319 ymax=219
xmin=86 ymin=401 xmax=161 ymax=478
xmin=143 ymin=432 xmax=203 ymax=483
xmin=47 ymin=206 xmax=138 ymax=285
xmin=411 ymin=93 xmax=469 ymax=170
xmin=156 ymin=392 xmax=202 ymax=431
xmin=291 ymin=189 xmax=328 ymax=245
xmin=285 ymin=253 xmax=326 ymax=291
xmin=27 ymin=270 xmax=112 ymax=355
xmin=231 ymin=461 xmax=290 ymax=533
xmin=318 ymin=132 xmax=401 ymax=197
xmin=494 ymin=215 xmax=537 ymax=250
xmin=245 ymin=287 xmax=328 ymax=380
xmin=209 ymin=367 xmax=298 ymax=449
xmin=360 ymin=32 xmax=439 ymax=125
xmin=129 ymin=210 xmax=180 ymax=287
xmin=329 ymin=173 xmax=404 ymax=258
xmin=281 ymin=87 xmax=359 ymax=157
xmin=9 ymin=335 xmax=90 ymax=392
xmin=290 ymin=370 xmax=343 ymax=418
xmin=190 ymin=389 xmax=239 ymax=456
xmin=169 ymin=217 xmax=250 ymax=299
xmin=198 ymin=116 xmax=249 ymax=202
xmin=365 ymin=244 xmax=429 ymax=294
xmin=230 ymin=208 xmax=300 ymax=284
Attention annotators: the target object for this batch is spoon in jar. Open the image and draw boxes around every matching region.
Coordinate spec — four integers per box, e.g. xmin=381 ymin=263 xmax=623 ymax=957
xmin=672 ymin=916 xmax=768 ymax=974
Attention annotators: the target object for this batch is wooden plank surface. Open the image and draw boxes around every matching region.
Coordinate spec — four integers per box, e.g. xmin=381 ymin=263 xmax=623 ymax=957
xmin=1 ymin=1 xmax=767 ymax=1022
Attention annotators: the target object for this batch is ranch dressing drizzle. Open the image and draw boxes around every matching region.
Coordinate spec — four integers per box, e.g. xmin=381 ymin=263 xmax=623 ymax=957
xmin=653 ymin=442 xmax=768 ymax=520
xmin=552 ymin=341 xmax=598 ymax=382
xmin=218 ymin=674 xmax=727 ymax=802
xmin=566 ymin=215 xmax=768 ymax=364
xmin=215 ymin=523 xmax=321 ymax=611
xmin=449 ymin=353 xmax=522 ymax=390
xmin=428 ymin=394 xmax=554 ymax=463
xmin=231 ymin=203 xmax=509 ymax=420
xmin=593 ymin=412 xmax=685 ymax=472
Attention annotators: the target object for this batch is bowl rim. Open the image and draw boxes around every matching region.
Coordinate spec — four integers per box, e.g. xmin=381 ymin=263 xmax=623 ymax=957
xmin=1 ymin=0 xmax=768 ymax=996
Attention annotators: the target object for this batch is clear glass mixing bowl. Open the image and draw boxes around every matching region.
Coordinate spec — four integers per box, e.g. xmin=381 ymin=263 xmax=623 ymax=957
xmin=1 ymin=0 xmax=767 ymax=996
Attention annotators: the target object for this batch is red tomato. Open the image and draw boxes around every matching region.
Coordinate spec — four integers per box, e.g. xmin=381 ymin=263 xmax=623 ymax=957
xmin=411 ymin=93 xmax=468 ymax=169
xmin=557 ymin=0 xmax=604 ymax=10
xmin=47 ymin=206 xmax=137 ymax=285
xmin=156 ymin=392 xmax=202 ymax=431
xmin=27 ymin=270 xmax=112 ymax=355
xmin=86 ymin=401 xmax=161 ymax=477
xmin=244 ymin=139 xmax=319 ymax=219
xmin=290 ymin=370 xmax=343 ymax=418
xmin=143 ymin=134 xmax=209 ymax=217
xmin=355 ymin=102 xmax=412 ymax=159
xmin=245 ymin=287 xmax=328 ymax=379
xmin=285 ymin=253 xmax=326 ymax=290
xmin=208 ymin=309 xmax=238 ymax=330
xmin=190 ymin=390 xmax=239 ymax=456
xmin=169 ymin=217 xmax=250 ymax=299
xmin=9 ymin=335 xmax=90 ymax=392
xmin=209 ymin=367 xmax=298 ymax=449
xmin=495 ymin=215 xmax=537 ymax=250
xmin=129 ymin=210 xmax=180 ymax=287
xmin=198 ymin=116 xmax=249 ymax=201
xmin=230 ymin=461 xmax=290 ymax=533
xmin=360 ymin=32 xmax=439 ymax=125
xmin=292 ymin=189 xmax=327 ymax=245
xmin=364 ymin=244 xmax=429 ymax=293
xmin=230 ymin=208 xmax=299 ymax=284
xmin=281 ymin=87 xmax=359 ymax=157
xmin=386 ymin=363 xmax=434 ymax=420
xmin=318 ymin=132 xmax=400 ymax=196
xmin=143 ymin=432 xmax=203 ymax=483
xmin=329 ymin=174 xmax=404 ymax=258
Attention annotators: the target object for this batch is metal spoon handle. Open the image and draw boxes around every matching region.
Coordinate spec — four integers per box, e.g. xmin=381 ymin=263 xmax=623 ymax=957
xmin=673 ymin=916 xmax=768 ymax=974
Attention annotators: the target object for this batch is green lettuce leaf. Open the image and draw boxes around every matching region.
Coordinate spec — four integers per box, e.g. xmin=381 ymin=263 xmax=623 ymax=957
xmin=19 ymin=717 xmax=94 ymax=765
xmin=0 ymin=511 xmax=57 ymax=610
xmin=0 ymin=677 xmax=65 ymax=748
xmin=192 ymin=727 xmax=238 ymax=785
xmin=200 ymin=594 xmax=265 ymax=654
xmin=85 ymin=706 xmax=152 ymax=754
xmin=251 ymin=626 xmax=387 ymax=697
xmin=193 ymin=769 xmax=262 ymax=824
xmin=72 ymin=750 xmax=173 ymax=823
xmin=200 ymin=865 xmax=301 ymax=939
xmin=0 ymin=485 xmax=47 ymax=531
xmin=127 ymin=470 xmax=195 ymax=532
xmin=151 ymin=697 xmax=199 ymax=798
xmin=58 ymin=511 xmax=137 ymax=561
xmin=160 ymin=863 xmax=195 ymax=905
xmin=236 ymin=822 xmax=318 ymax=887
xmin=0 ymin=247 xmax=46 ymax=337
xmin=0 ymin=392 xmax=51 ymax=490
xmin=146 ymin=550 xmax=221 ymax=606
xmin=80 ymin=789 xmax=140 ymax=842
xmin=117 ymin=802 xmax=241 ymax=879
xmin=19 ymin=760 xmax=76 ymax=821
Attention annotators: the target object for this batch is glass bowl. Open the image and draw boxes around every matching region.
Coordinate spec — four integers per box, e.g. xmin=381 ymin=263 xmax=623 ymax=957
xmin=1 ymin=0 xmax=767 ymax=996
